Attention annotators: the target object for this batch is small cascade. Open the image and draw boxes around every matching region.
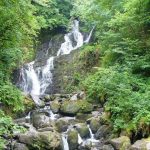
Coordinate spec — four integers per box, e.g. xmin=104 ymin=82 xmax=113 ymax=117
xmin=62 ymin=133 xmax=69 ymax=150
xmin=84 ymin=26 xmax=95 ymax=44
xmin=87 ymin=125 xmax=99 ymax=143
xmin=78 ymin=133 xmax=83 ymax=144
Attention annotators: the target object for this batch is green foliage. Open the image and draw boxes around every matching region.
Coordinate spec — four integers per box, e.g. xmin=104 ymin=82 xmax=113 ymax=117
xmin=0 ymin=82 xmax=24 ymax=112
xmin=82 ymin=68 xmax=150 ymax=134
xmin=34 ymin=0 xmax=73 ymax=29
xmin=73 ymin=0 xmax=150 ymax=137
xmin=0 ymin=110 xmax=26 ymax=149
xmin=79 ymin=45 xmax=101 ymax=71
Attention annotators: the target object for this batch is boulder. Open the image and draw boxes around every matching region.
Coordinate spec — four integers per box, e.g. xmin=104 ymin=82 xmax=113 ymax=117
xmin=75 ymin=123 xmax=90 ymax=139
xmin=76 ymin=113 xmax=92 ymax=122
xmin=50 ymin=100 xmax=60 ymax=113
xmin=60 ymin=100 xmax=93 ymax=115
xmin=31 ymin=112 xmax=52 ymax=129
xmin=13 ymin=143 xmax=29 ymax=150
xmin=109 ymin=136 xmax=131 ymax=150
xmin=95 ymin=125 xmax=111 ymax=139
xmin=89 ymin=118 xmax=100 ymax=134
xmin=67 ymin=129 xmax=78 ymax=150
xmin=102 ymin=144 xmax=114 ymax=150
xmin=18 ymin=131 xmax=61 ymax=150
xmin=131 ymin=138 xmax=150 ymax=150
xmin=55 ymin=118 xmax=69 ymax=132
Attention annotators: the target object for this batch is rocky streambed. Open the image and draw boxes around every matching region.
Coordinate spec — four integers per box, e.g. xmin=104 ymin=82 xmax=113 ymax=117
xmin=6 ymin=91 xmax=150 ymax=150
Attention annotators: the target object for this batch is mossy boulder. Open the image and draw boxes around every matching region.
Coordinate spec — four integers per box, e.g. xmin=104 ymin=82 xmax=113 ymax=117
xmin=131 ymin=138 xmax=150 ymax=150
xmin=13 ymin=143 xmax=29 ymax=150
xmin=50 ymin=100 xmax=60 ymax=113
xmin=67 ymin=129 xmax=78 ymax=150
xmin=76 ymin=123 xmax=90 ymax=139
xmin=109 ymin=136 xmax=131 ymax=150
xmin=60 ymin=100 xmax=93 ymax=115
xmin=18 ymin=131 xmax=61 ymax=150
xmin=55 ymin=118 xmax=69 ymax=132
xmin=89 ymin=118 xmax=100 ymax=134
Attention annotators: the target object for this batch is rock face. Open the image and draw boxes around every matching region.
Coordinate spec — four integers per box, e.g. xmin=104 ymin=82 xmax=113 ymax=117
xmin=131 ymin=138 xmax=150 ymax=150
xmin=109 ymin=136 xmax=131 ymax=150
xmin=67 ymin=129 xmax=79 ymax=150
xmin=60 ymin=100 xmax=93 ymax=115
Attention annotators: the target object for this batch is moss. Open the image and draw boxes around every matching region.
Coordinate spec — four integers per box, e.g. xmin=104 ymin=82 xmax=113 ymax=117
xmin=60 ymin=100 xmax=93 ymax=115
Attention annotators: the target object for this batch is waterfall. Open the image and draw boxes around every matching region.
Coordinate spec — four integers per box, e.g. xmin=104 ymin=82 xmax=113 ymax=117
xmin=40 ymin=56 xmax=54 ymax=94
xmin=18 ymin=20 xmax=93 ymax=103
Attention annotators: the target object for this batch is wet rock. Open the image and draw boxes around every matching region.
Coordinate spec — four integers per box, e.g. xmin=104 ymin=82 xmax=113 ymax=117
xmin=18 ymin=131 xmax=38 ymax=145
xmin=109 ymin=136 xmax=131 ymax=150
xmin=60 ymin=100 xmax=93 ymax=116
xmin=50 ymin=100 xmax=60 ymax=113
xmin=76 ymin=113 xmax=92 ymax=122
xmin=18 ymin=131 xmax=61 ymax=150
xmin=38 ymin=131 xmax=61 ymax=150
xmin=89 ymin=118 xmax=100 ymax=134
xmin=13 ymin=142 xmax=29 ymax=150
xmin=77 ymin=91 xmax=86 ymax=100
xmin=70 ymin=93 xmax=78 ymax=101
xmin=102 ymin=144 xmax=114 ymax=150
xmin=131 ymin=138 xmax=150 ymax=150
xmin=31 ymin=112 xmax=53 ymax=129
xmin=67 ymin=129 xmax=78 ymax=150
xmin=76 ymin=123 xmax=90 ymax=139
xmin=95 ymin=125 xmax=111 ymax=139
xmin=56 ymin=118 xmax=69 ymax=132
xmin=37 ymin=126 xmax=54 ymax=132
xmin=44 ymin=95 xmax=55 ymax=102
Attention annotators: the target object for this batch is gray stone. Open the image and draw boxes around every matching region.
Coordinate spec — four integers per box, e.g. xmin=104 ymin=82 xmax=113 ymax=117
xmin=95 ymin=125 xmax=111 ymax=139
xmin=131 ymin=138 xmax=150 ymax=150
xmin=31 ymin=112 xmax=52 ymax=129
xmin=102 ymin=144 xmax=114 ymax=150
xmin=109 ymin=136 xmax=131 ymax=150
xmin=13 ymin=143 xmax=29 ymax=150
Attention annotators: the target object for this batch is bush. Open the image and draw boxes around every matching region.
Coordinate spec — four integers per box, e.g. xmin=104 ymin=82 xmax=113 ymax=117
xmin=82 ymin=67 xmax=150 ymax=135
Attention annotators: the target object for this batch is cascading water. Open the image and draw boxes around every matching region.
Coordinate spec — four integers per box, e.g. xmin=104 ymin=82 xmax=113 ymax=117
xmin=18 ymin=20 xmax=93 ymax=103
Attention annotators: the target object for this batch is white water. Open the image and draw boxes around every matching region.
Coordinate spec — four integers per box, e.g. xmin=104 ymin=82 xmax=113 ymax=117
xmin=62 ymin=133 xmax=69 ymax=150
xmin=40 ymin=56 xmax=54 ymax=94
xmin=78 ymin=133 xmax=83 ymax=144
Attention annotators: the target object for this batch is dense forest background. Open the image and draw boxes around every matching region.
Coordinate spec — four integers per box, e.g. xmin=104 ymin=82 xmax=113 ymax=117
xmin=0 ymin=0 xmax=150 ymax=148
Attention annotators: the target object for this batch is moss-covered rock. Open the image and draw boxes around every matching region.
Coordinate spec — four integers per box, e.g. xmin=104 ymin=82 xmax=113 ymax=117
xmin=60 ymin=100 xmax=93 ymax=115
xmin=76 ymin=113 xmax=92 ymax=122
xmin=55 ymin=118 xmax=69 ymax=132
xmin=109 ymin=136 xmax=131 ymax=150
xmin=76 ymin=123 xmax=90 ymax=139
xmin=131 ymin=138 xmax=150 ymax=150
xmin=50 ymin=100 xmax=60 ymax=113
xmin=67 ymin=129 xmax=78 ymax=150
xmin=18 ymin=131 xmax=61 ymax=150
xmin=89 ymin=118 xmax=100 ymax=134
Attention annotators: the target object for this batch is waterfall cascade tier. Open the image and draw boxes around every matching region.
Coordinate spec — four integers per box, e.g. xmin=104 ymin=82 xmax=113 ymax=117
xmin=18 ymin=20 xmax=94 ymax=104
